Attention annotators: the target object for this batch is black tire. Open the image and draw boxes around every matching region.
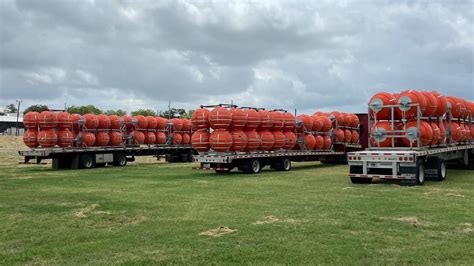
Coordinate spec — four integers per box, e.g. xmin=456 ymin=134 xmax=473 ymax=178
xmin=243 ymin=159 xmax=261 ymax=174
xmin=415 ymin=159 xmax=425 ymax=185
xmin=80 ymin=155 xmax=94 ymax=169
xmin=113 ymin=153 xmax=127 ymax=167
xmin=426 ymin=157 xmax=447 ymax=182
xmin=350 ymin=177 xmax=372 ymax=184
xmin=281 ymin=158 xmax=291 ymax=171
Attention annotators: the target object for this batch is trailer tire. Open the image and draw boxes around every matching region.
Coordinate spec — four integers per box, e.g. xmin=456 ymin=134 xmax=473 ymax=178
xmin=80 ymin=155 xmax=94 ymax=169
xmin=113 ymin=153 xmax=127 ymax=167
xmin=350 ymin=177 xmax=372 ymax=184
xmin=243 ymin=159 xmax=261 ymax=174
xmin=415 ymin=159 xmax=425 ymax=185
xmin=426 ymin=157 xmax=446 ymax=182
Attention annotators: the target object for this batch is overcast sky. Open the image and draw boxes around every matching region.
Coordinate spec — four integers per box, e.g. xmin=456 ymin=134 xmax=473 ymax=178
xmin=1 ymin=0 xmax=473 ymax=114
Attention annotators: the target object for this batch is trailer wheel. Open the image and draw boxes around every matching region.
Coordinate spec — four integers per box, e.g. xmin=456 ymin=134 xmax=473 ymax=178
xmin=415 ymin=159 xmax=425 ymax=185
xmin=113 ymin=153 xmax=127 ymax=167
xmin=281 ymin=158 xmax=291 ymax=171
xmin=80 ymin=155 xmax=94 ymax=169
xmin=243 ymin=159 xmax=261 ymax=174
xmin=426 ymin=157 xmax=447 ymax=182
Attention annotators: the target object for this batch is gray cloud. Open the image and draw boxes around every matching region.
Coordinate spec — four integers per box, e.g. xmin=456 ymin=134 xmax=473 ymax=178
xmin=0 ymin=0 xmax=473 ymax=114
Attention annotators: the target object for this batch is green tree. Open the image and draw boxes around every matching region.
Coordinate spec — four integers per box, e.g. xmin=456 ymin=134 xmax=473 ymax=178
xmin=131 ymin=109 xmax=157 ymax=117
xmin=160 ymin=108 xmax=187 ymax=118
xmin=23 ymin=104 xmax=49 ymax=114
xmin=67 ymin=105 xmax=102 ymax=115
xmin=104 ymin=109 xmax=127 ymax=116
xmin=6 ymin=103 xmax=18 ymax=114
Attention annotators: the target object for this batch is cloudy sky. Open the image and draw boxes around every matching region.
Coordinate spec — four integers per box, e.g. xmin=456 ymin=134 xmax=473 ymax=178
xmin=1 ymin=0 xmax=473 ymax=115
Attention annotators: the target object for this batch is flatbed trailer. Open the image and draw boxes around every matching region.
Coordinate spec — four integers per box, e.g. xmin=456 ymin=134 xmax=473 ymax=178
xmin=19 ymin=145 xmax=195 ymax=169
xmin=194 ymin=149 xmax=349 ymax=174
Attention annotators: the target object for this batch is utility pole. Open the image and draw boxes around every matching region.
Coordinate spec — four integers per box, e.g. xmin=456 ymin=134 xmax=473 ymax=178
xmin=15 ymin=99 xmax=22 ymax=136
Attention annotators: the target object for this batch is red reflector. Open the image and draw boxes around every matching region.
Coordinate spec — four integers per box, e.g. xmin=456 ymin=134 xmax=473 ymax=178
xmin=399 ymin=157 xmax=403 ymax=161
xmin=358 ymin=156 xmax=361 ymax=160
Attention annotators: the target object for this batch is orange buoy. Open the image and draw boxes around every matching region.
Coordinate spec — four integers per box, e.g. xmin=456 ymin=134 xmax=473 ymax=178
xmin=135 ymin=115 xmax=148 ymax=129
xmin=272 ymin=131 xmax=285 ymax=150
xmin=431 ymin=91 xmax=448 ymax=116
xmin=270 ymin=111 xmax=284 ymax=130
xmin=446 ymin=96 xmax=462 ymax=118
xmin=283 ymin=112 xmax=296 ymax=131
xmin=343 ymin=113 xmax=353 ymax=127
xmin=471 ymin=124 xmax=474 ymax=140
xmin=191 ymin=130 xmax=210 ymax=151
xmin=156 ymin=117 xmax=167 ymax=130
xmin=323 ymin=135 xmax=332 ymax=150
xmin=70 ymin=114 xmax=82 ymax=131
xmin=438 ymin=122 xmax=446 ymax=144
xmin=209 ymin=106 xmax=232 ymax=130
xmin=110 ymin=131 xmax=123 ymax=146
xmin=401 ymin=120 xmax=433 ymax=147
xmin=230 ymin=130 xmax=248 ymax=152
xmin=23 ymin=129 xmax=38 ymax=148
xmin=350 ymin=114 xmax=359 ymax=128
xmin=421 ymin=91 xmax=438 ymax=117
xmin=97 ymin=114 xmax=111 ymax=129
xmin=182 ymin=133 xmax=191 ymax=144
xmin=283 ymin=131 xmax=297 ymax=150
xmin=312 ymin=115 xmax=323 ymax=132
xmin=57 ymin=128 xmax=74 ymax=147
xmin=258 ymin=110 xmax=273 ymax=130
xmin=182 ymin=119 xmax=192 ymax=131
xmin=191 ymin=108 xmax=210 ymax=129
xmin=459 ymin=124 xmax=467 ymax=142
xmin=430 ymin=122 xmax=440 ymax=145
xmin=171 ymin=118 xmax=183 ymax=131
xmin=95 ymin=131 xmax=110 ymax=146
xmin=132 ymin=130 xmax=145 ymax=145
xmin=230 ymin=108 xmax=247 ymax=130
xmin=23 ymin=111 xmax=39 ymax=129
xmin=80 ymin=132 xmax=96 ymax=147
xmin=245 ymin=130 xmax=260 ymax=151
xmin=259 ymin=130 xmax=274 ymax=151
xmin=156 ymin=131 xmax=167 ymax=145
xmin=244 ymin=109 xmax=260 ymax=130
xmin=109 ymin=115 xmax=123 ymax=129
xmin=368 ymin=92 xmax=396 ymax=120
xmin=173 ymin=133 xmax=183 ymax=144
xmin=467 ymin=101 xmax=474 ymax=119
xmin=297 ymin=114 xmax=313 ymax=132
xmin=344 ymin=129 xmax=352 ymax=143
xmin=336 ymin=129 xmax=344 ymax=143
xmin=146 ymin=116 xmax=157 ymax=129
xmin=38 ymin=111 xmax=58 ymax=129
xmin=450 ymin=122 xmax=463 ymax=142
xmin=83 ymin=113 xmax=99 ymax=129
xmin=320 ymin=116 xmax=332 ymax=132
xmin=351 ymin=130 xmax=359 ymax=144
xmin=331 ymin=111 xmax=345 ymax=126
xmin=144 ymin=131 xmax=156 ymax=145
xmin=396 ymin=90 xmax=427 ymax=118
xmin=370 ymin=122 xmax=394 ymax=147
xmin=210 ymin=129 xmax=233 ymax=152
xmin=314 ymin=135 xmax=324 ymax=150
xmin=304 ymin=134 xmax=315 ymax=150
xmin=37 ymin=129 xmax=57 ymax=148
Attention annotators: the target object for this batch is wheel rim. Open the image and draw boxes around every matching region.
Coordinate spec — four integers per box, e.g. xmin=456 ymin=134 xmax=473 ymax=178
xmin=283 ymin=159 xmax=290 ymax=170
xmin=441 ymin=162 xmax=446 ymax=178
xmin=419 ymin=164 xmax=424 ymax=183
xmin=85 ymin=158 xmax=92 ymax=168
xmin=119 ymin=156 xmax=126 ymax=166
xmin=252 ymin=160 xmax=260 ymax=172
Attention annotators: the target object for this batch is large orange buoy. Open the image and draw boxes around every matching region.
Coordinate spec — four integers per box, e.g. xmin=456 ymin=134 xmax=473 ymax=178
xmin=95 ymin=131 xmax=110 ymax=146
xmin=431 ymin=91 xmax=448 ymax=116
xmin=122 ymin=115 xmax=136 ymax=130
xmin=344 ymin=129 xmax=352 ymax=143
xmin=323 ymin=135 xmax=332 ymax=150
xmin=156 ymin=131 xmax=167 ymax=145
xmin=457 ymin=98 xmax=468 ymax=119
xmin=230 ymin=130 xmax=248 ymax=152
xmin=368 ymin=92 xmax=396 ymax=120
xmin=71 ymin=114 xmax=82 ymax=131
xmin=350 ymin=114 xmax=359 ymax=128
xmin=191 ymin=108 xmax=210 ymax=129
xmin=343 ymin=113 xmax=353 ymax=127
xmin=110 ymin=131 xmax=123 ymax=146
xmin=471 ymin=124 xmax=474 ymax=140
xmin=272 ymin=130 xmax=285 ymax=150
xmin=446 ymin=96 xmax=462 ymax=118
xmin=314 ymin=135 xmax=324 ymax=150
xmin=97 ymin=114 xmax=111 ymax=129
xmin=304 ymin=134 xmax=315 ymax=150
xmin=401 ymin=120 xmax=433 ymax=147
xmin=80 ymin=131 xmax=96 ymax=147
xmin=311 ymin=115 xmax=323 ymax=132
xmin=135 ymin=115 xmax=148 ymax=129
xmin=156 ymin=117 xmax=167 ymax=130
xmin=331 ymin=111 xmax=345 ymax=126
xmin=421 ymin=91 xmax=438 ymax=117
xmin=83 ymin=113 xmax=99 ymax=129
xmin=57 ymin=128 xmax=74 ymax=147
xmin=182 ymin=119 xmax=192 ymax=131
xmin=283 ymin=131 xmax=297 ymax=150
xmin=182 ymin=133 xmax=191 ymax=144
xmin=230 ymin=108 xmax=247 ymax=130
xmin=336 ymin=129 xmax=344 ymax=143
xmin=370 ymin=122 xmax=394 ymax=147
xmin=459 ymin=124 xmax=467 ymax=142
xmin=244 ymin=109 xmax=260 ymax=129
xmin=351 ymin=130 xmax=359 ymax=144
xmin=245 ymin=130 xmax=260 ymax=151
xmin=210 ymin=129 xmax=233 ymax=152
xmin=23 ymin=111 xmax=39 ymax=129
xmin=23 ymin=129 xmax=38 ymax=148
xmin=297 ymin=114 xmax=313 ymax=132
xmin=171 ymin=118 xmax=183 ymax=131
xmin=146 ymin=116 xmax=157 ymax=129
xmin=258 ymin=110 xmax=273 ymax=130
xmin=109 ymin=115 xmax=123 ymax=129
xmin=467 ymin=101 xmax=474 ymax=119
xmin=37 ymin=129 xmax=57 ymax=148
xmin=283 ymin=112 xmax=296 ymax=131
xmin=145 ymin=131 xmax=156 ymax=145
xmin=38 ymin=111 xmax=58 ymax=129
xmin=450 ymin=122 xmax=463 ymax=142
xmin=209 ymin=106 xmax=232 ymax=130
xmin=396 ymin=90 xmax=427 ymax=118
xmin=173 ymin=133 xmax=183 ymax=144
xmin=191 ymin=130 xmax=209 ymax=151
xmin=430 ymin=122 xmax=440 ymax=145
xmin=438 ymin=122 xmax=447 ymax=144
xmin=132 ymin=130 xmax=145 ymax=145
xmin=320 ymin=116 xmax=332 ymax=132
xmin=270 ymin=111 xmax=284 ymax=130
xmin=259 ymin=130 xmax=274 ymax=151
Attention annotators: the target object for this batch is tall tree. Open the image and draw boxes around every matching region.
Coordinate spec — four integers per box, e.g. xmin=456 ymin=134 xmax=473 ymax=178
xmin=5 ymin=103 xmax=18 ymax=113
xmin=131 ymin=109 xmax=157 ymax=117
xmin=23 ymin=104 xmax=48 ymax=114
xmin=67 ymin=105 xmax=102 ymax=115
xmin=160 ymin=108 xmax=187 ymax=118
xmin=104 ymin=109 xmax=127 ymax=116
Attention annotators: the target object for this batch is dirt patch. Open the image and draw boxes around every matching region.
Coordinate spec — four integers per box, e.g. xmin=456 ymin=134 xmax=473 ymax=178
xmin=390 ymin=216 xmax=420 ymax=227
xmin=460 ymin=223 xmax=473 ymax=234
xmin=199 ymin=226 xmax=237 ymax=237
xmin=13 ymin=175 xmax=34 ymax=180
xmin=74 ymin=204 xmax=99 ymax=218
xmin=342 ymin=187 xmax=355 ymax=190
xmin=253 ymin=216 xmax=302 ymax=225
xmin=445 ymin=193 xmax=464 ymax=198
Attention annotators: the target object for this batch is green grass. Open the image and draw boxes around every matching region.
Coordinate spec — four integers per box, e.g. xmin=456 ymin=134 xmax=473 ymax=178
xmin=1 ymin=162 xmax=473 ymax=264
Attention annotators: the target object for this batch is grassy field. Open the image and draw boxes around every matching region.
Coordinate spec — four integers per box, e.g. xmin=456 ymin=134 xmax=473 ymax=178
xmin=1 ymin=137 xmax=474 ymax=264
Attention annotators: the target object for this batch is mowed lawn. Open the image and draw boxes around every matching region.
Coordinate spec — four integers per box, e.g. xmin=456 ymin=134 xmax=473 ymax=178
xmin=1 ymin=162 xmax=473 ymax=264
